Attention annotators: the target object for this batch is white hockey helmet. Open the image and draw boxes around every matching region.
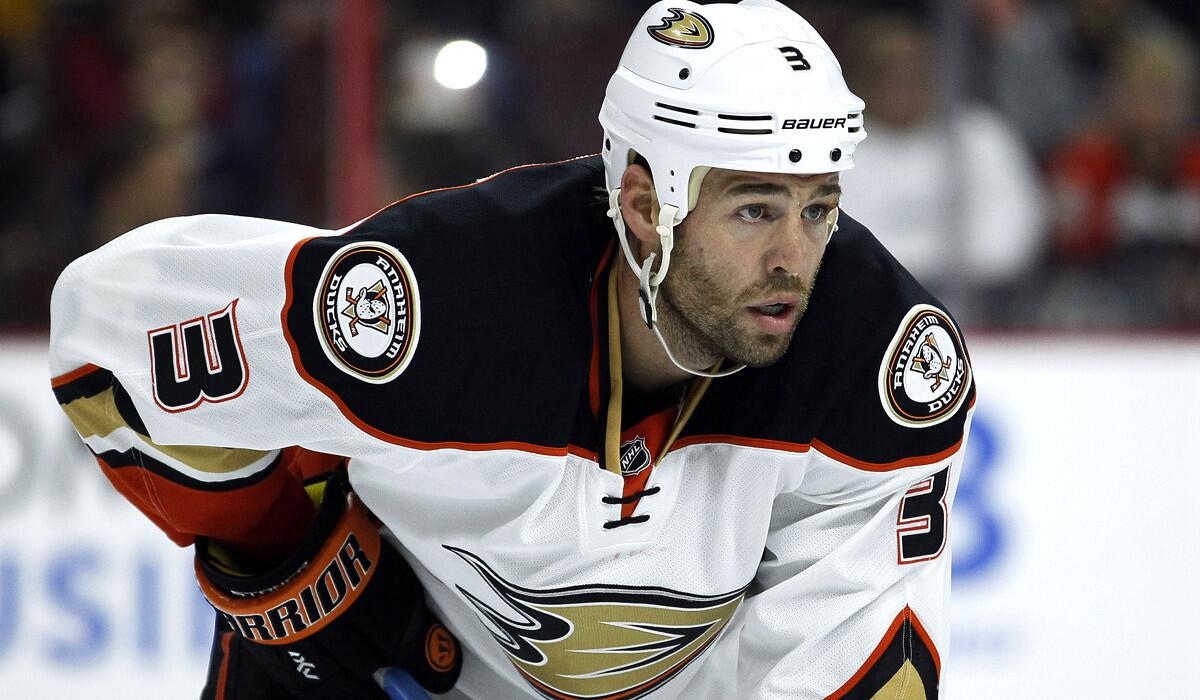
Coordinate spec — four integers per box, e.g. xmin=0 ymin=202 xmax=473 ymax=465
xmin=598 ymin=0 xmax=866 ymax=377
xmin=600 ymin=0 xmax=866 ymax=221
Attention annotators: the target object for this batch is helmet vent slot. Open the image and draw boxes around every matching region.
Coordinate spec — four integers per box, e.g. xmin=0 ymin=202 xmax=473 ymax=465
xmin=717 ymin=127 xmax=773 ymax=135
xmin=655 ymin=102 xmax=700 ymax=116
xmin=654 ymin=115 xmax=697 ymax=129
xmin=717 ymin=113 xmax=772 ymax=121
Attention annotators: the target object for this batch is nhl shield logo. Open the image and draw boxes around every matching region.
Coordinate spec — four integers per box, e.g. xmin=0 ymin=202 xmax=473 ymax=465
xmin=618 ymin=435 xmax=652 ymax=477
xmin=647 ymin=8 xmax=714 ymax=49
xmin=314 ymin=242 xmax=420 ymax=384
xmin=878 ymin=304 xmax=970 ymax=427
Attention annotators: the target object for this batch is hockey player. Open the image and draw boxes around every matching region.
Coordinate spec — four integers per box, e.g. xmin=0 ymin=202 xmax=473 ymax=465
xmin=48 ymin=1 xmax=974 ymax=698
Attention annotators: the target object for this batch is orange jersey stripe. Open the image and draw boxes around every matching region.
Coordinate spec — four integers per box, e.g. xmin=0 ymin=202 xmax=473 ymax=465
xmin=51 ymin=362 xmax=103 ymax=388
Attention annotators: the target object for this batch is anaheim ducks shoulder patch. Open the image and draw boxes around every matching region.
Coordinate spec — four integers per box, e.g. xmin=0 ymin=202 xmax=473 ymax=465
xmin=647 ymin=8 xmax=714 ymax=49
xmin=314 ymin=241 xmax=420 ymax=384
xmin=878 ymin=304 xmax=970 ymax=428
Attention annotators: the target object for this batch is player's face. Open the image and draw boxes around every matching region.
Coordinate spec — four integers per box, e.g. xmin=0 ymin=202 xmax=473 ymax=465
xmin=659 ymin=168 xmax=840 ymax=367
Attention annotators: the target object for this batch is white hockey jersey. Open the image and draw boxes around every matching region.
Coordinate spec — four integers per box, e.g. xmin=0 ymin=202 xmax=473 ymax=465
xmin=50 ymin=156 xmax=974 ymax=699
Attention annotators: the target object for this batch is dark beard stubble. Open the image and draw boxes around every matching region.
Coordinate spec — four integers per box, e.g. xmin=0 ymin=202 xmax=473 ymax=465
xmin=658 ymin=239 xmax=820 ymax=368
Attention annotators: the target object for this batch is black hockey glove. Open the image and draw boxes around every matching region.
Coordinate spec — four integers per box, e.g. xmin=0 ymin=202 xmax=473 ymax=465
xmin=196 ymin=470 xmax=461 ymax=699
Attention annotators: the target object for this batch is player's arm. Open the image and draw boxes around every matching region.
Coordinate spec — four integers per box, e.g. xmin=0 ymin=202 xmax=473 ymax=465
xmin=48 ymin=214 xmax=356 ymax=554
xmin=735 ymin=306 xmax=975 ymax=699
xmin=49 ymin=213 xmax=358 ymax=450
xmin=49 ymin=214 xmax=461 ymax=697
xmin=735 ymin=441 xmax=968 ymax=699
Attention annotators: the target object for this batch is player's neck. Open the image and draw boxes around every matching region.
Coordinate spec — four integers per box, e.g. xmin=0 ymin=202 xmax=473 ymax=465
xmin=616 ymin=262 xmax=693 ymax=393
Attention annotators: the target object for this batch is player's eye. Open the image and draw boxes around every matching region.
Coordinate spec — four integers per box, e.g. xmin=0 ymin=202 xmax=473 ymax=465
xmin=736 ymin=204 xmax=769 ymax=222
xmin=801 ymin=204 xmax=830 ymax=222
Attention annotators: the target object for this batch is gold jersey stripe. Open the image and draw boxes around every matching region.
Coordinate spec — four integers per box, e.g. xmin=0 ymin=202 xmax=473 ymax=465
xmin=870 ymin=660 xmax=928 ymax=700
xmin=61 ymin=387 xmax=271 ymax=474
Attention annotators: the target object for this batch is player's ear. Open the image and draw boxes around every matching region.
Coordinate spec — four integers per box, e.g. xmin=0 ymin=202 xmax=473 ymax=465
xmin=619 ymin=163 xmax=660 ymax=246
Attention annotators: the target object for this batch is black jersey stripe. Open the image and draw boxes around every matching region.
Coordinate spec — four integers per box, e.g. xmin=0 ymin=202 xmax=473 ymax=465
xmin=52 ymin=364 xmax=114 ymax=404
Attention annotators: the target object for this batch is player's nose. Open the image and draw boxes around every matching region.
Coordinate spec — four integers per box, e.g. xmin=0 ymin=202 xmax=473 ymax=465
xmin=764 ymin=215 xmax=823 ymax=276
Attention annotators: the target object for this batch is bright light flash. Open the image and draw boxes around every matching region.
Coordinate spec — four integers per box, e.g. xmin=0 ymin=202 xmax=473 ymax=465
xmin=433 ymin=40 xmax=488 ymax=90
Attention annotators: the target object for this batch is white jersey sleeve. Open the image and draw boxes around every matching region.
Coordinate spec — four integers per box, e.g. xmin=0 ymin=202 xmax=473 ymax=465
xmin=732 ymin=426 xmax=970 ymax=699
xmin=50 ymin=214 xmax=361 ymax=452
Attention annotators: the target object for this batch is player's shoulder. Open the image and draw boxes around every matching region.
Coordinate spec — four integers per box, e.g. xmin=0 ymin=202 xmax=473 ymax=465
xmin=359 ymin=154 xmax=607 ymax=237
xmin=287 ymin=154 xmax=611 ymax=307
xmin=813 ymin=210 xmax=960 ymax=342
xmin=275 ymin=156 xmax=611 ymax=448
xmin=689 ymin=212 xmax=975 ymax=469
xmin=811 ymin=212 xmax=975 ymax=454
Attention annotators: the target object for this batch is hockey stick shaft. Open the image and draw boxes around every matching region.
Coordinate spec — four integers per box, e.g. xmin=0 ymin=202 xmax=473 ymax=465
xmin=375 ymin=667 xmax=433 ymax=700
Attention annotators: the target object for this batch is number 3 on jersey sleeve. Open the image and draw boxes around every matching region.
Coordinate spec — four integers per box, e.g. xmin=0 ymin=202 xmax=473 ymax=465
xmin=896 ymin=466 xmax=950 ymax=565
xmin=148 ymin=299 xmax=250 ymax=413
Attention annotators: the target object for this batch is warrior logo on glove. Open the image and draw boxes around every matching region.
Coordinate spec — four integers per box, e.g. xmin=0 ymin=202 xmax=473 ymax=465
xmin=195 ymin=473 xmax=463 ymax=697
xmin=200 ymin=502 xmax=382 ymax=644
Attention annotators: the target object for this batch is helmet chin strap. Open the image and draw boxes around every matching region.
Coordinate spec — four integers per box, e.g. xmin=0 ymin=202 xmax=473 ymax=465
xmin=606 ymin=188 xmax=746 ymax=379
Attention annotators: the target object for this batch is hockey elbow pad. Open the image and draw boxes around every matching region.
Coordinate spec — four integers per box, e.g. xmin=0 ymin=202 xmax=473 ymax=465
xmin=196 ymin=470 xmax=461 ymax=698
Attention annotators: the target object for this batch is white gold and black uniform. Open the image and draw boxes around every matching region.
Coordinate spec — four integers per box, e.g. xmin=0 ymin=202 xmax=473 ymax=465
xmin=50 ymin=156 xmax=975 ymax=700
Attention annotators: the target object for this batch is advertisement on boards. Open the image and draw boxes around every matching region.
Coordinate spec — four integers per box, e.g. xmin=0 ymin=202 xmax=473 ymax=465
xmin=1 ymin=337 xmax=1198 ymax=699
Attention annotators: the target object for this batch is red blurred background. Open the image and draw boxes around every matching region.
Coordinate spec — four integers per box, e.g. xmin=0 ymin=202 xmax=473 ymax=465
xmin=2 ymin=0 xmax=1200 ymax=333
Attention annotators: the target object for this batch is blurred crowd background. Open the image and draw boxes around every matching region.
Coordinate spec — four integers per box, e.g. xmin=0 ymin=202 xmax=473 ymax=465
xmin=2 ymin=0 xmax=1200 ymax=331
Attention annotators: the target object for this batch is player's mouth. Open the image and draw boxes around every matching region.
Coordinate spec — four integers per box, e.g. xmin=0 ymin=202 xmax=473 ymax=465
xmin=747 ymin=298 xmax=799 ymax=334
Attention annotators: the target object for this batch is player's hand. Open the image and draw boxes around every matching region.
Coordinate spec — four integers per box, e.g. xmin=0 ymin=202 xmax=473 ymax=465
xmin=195 ymin=470 xmax=461 ymax=698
